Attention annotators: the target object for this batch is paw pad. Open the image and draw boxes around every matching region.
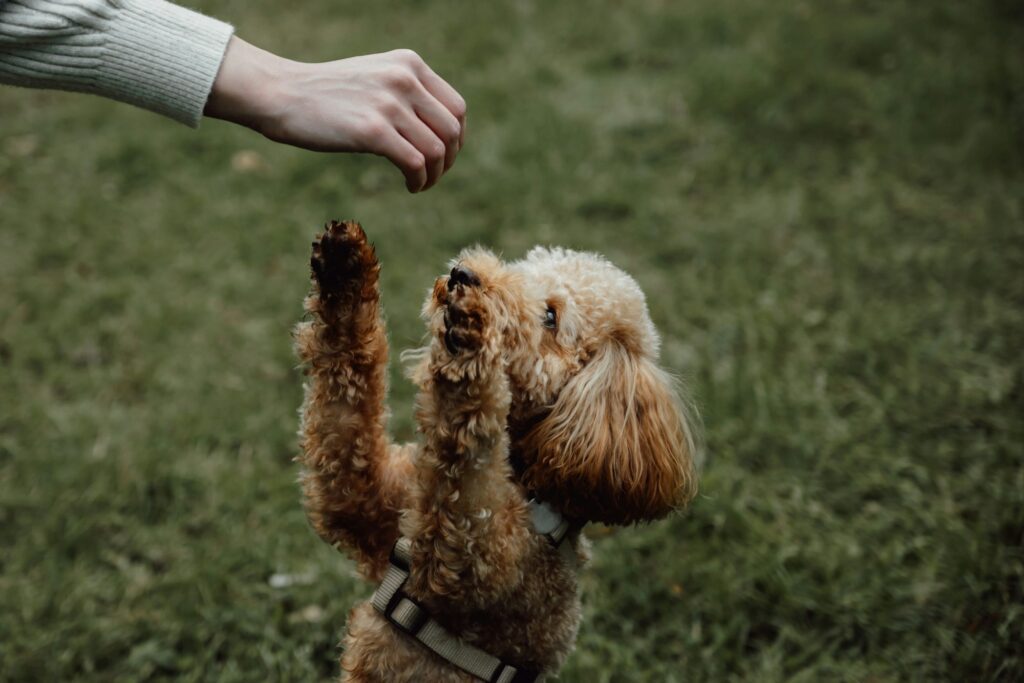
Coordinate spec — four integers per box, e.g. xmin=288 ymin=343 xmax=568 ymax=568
xmin=310 ymin=220 xmax=379 ymax=301
xmin=442 ymin=285 xmax=489 ymax=354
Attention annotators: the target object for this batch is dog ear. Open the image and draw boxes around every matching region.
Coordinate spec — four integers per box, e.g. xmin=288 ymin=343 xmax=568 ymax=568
xmin=521 ymin=339 xmax=698 ymax=525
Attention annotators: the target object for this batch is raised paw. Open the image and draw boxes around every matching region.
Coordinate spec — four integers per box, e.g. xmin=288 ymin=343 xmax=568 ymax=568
xmin=442 ymin=264 xmax=490 ymax=355
xmin=310 ymin=220 xmax=380 ymax=306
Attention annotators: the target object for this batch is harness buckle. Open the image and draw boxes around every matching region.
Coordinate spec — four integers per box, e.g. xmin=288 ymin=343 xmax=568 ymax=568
xmin=384 ymin=589 xmax=429 ymax=636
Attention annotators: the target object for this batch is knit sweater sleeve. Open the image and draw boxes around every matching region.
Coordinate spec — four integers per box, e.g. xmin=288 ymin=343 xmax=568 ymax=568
xmin=0 ymin=0 xmax=233 ymax=127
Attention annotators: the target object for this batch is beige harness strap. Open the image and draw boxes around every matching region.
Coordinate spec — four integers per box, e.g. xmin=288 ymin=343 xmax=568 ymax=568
xmin=371 ymin=538 xmax=539 ymax=682
xmin=370 ymin=502 xmax=578 ymax=682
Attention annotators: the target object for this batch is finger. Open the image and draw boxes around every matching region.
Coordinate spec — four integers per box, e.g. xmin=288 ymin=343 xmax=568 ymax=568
xmin=374 ymin=128 xmax=427 ymax=193
xmin=412 ymin=91 xmax=462 ymax=171
xmin=396 ymin=115 xmax=446 ymax=191
xmin=416 ymin=63 xmax=467 ymax=123
xmin=406 ymin=56 xmax=466 ymax=156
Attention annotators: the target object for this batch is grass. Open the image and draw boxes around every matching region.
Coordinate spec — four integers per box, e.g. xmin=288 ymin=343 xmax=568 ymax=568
xmin=1 ymin=0 xmax=1022 ymax=680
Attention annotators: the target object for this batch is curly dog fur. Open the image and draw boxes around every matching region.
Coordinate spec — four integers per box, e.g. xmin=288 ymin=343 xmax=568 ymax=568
xmin=294 ymin=220 xmax=698 ymax=681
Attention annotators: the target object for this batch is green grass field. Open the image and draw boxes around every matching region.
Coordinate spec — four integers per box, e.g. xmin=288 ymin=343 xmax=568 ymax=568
xmin=2 ymin=0 xmax=1022 ymax=680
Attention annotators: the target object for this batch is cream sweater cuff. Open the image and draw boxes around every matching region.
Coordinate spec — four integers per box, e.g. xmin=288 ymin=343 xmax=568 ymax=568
xmin=99 ymin=0 xmax=234 ymax=126
xmin=0 ymin=0 xmax=234 ymax=127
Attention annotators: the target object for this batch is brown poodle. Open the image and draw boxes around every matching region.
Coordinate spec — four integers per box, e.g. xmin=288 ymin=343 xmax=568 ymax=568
xmin=294 ymin=220 xmax=698 ymax=682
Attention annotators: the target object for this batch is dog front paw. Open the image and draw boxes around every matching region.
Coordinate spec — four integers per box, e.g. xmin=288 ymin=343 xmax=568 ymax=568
xmin=310 ymin=220 xmax=380 ymax=309
xmin=442 ymin=265 xmax=490 ymax=356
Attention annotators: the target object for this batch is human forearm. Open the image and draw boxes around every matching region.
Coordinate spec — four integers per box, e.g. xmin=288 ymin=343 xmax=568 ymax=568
xmin=0 ymin=1 xmax=467 ymax=191
xmin=0 ymin=0 xmax=233 ymax=126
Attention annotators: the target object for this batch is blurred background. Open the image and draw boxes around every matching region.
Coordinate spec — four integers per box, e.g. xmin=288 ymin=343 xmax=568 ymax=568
xmin=1 ymin=0 xmax=1022 ymax=680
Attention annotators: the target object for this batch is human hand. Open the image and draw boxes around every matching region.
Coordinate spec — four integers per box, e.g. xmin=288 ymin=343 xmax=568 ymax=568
xmin=205 ymin=37 xmax=466 ymax=192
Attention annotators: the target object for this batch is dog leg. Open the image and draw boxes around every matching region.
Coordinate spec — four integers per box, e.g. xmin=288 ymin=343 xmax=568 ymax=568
xmin=404 ymin=273 xmax=534 ymax=608
xmin=295 ymin=220 xmax=410 ymax=580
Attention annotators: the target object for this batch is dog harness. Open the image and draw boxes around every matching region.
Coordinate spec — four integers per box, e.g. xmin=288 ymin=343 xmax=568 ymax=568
xmin=371 ymin=500 xmax=577 ymax=683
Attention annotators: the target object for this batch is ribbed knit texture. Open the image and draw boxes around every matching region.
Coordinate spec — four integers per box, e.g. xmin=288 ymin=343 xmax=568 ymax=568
xmin=0 ymin=0 xmax=234 ymax=127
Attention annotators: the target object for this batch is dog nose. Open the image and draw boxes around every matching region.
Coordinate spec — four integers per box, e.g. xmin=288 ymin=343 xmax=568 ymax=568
xmin=448 ymin=264 xmax=480 ymax=290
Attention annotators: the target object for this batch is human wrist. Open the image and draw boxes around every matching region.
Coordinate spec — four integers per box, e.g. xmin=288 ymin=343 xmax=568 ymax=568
xmin=204 ymin=36 xmax=295 ymax=135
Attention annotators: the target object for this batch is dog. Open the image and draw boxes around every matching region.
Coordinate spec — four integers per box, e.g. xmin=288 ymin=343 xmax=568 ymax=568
xmin=294 ymin=220 xmax=698 ymax=682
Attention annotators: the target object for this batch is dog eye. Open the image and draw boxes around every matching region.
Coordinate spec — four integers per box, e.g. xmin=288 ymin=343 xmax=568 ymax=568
xmin=543 ymin=307 xmax=557 ymax=329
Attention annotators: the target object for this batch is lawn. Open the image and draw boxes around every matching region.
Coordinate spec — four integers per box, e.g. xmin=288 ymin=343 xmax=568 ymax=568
xmin=1 ymin=0 xmax=1022 ymax=681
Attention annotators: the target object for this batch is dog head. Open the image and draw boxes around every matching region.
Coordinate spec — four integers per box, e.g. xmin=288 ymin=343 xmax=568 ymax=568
xmin=415 ymin=246 xmax=699 ymax=525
